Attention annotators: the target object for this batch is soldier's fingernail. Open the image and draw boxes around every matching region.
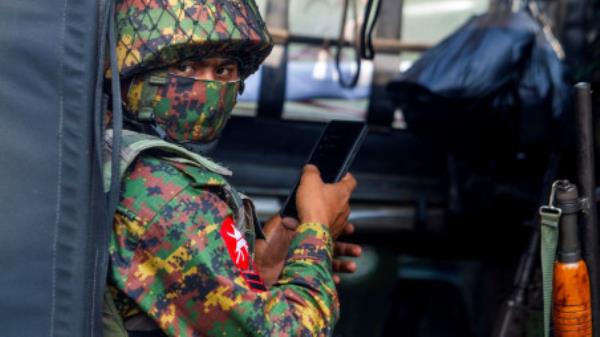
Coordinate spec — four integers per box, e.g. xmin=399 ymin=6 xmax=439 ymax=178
xmin=281 ymin=217 xmax=300 ymax=230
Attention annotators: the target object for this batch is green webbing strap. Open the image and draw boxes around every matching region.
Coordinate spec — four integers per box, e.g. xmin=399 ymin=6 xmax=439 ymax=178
xmin=539 ymin=181 xmax=562 ymax=337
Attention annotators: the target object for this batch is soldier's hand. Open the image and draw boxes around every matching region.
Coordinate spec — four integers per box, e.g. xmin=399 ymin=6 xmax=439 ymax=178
xmin=254 ymin=215 xmax=298 ymax=287
xmin=332 ymin=223 xmax=362 ymax=284
xmin=256 ymin=217 xmax=361 ymax=287
xmin=296 ymin=165 xmax=357 ymax=239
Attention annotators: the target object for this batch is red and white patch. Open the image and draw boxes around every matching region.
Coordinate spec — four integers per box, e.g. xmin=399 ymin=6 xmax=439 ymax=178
xmin=220 ymin=216 xmax=250 ymax=270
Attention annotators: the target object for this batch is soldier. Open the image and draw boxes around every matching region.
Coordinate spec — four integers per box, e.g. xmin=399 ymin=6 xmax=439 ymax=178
xmin=103 ymin=1 xmax=360 ymax=336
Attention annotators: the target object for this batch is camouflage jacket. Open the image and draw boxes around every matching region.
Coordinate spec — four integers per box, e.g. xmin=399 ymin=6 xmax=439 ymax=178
xmin=106 ymin=130 xmax=339 ymax=337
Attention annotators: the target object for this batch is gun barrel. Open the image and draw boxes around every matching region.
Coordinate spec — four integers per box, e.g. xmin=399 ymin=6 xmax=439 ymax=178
xmin=575 ymin=82 xmax=598 ymax=337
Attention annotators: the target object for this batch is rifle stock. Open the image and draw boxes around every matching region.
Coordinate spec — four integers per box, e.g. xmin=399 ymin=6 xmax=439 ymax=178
xmin=553 ymin=182 xmax=592 ymax=337
xmin=553 ymin=260 xmax=592 ymax=336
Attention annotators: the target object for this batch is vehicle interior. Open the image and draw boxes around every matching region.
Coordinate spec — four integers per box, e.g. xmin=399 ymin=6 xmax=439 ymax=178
xmin=214 ymin=0 xmax=600 ymax=336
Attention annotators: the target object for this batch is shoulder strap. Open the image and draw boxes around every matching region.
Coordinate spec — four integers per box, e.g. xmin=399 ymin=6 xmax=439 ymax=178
xmin=102 ymin=129 xmax=231 ymax=192
xmin=539 ymin=184 xmax=562 ymax=337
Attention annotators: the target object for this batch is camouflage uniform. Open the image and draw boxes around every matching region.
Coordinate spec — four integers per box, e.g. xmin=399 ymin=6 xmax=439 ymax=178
xmin=104 ymin=1 xmax=340 ymax=336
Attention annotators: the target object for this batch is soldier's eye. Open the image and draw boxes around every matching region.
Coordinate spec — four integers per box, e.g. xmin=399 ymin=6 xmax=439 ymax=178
xmin=216 ymin=66 xmax=229 ymax=76
xmin=177 ymin=64 xmax=193 ymax=73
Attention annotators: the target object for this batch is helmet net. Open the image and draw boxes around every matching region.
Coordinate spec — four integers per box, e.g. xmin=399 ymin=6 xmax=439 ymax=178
xmin=115 ymin=0 xmax=272 ymax=78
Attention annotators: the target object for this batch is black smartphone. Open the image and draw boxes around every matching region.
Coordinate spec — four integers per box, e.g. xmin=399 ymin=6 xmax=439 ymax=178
xmin=280 ymin=120 xmax=368 ymax=219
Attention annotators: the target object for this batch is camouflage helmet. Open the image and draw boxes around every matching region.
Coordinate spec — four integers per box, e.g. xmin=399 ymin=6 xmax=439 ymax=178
xmin=115 ymin=0 xmax=273 ymax=79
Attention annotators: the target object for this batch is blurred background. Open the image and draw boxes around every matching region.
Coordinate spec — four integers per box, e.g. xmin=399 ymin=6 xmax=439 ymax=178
xmin=208 ymin=0 xmax=600 ymax=336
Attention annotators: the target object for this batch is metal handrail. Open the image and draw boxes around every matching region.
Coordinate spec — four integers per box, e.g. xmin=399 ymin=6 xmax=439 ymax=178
xmin=268 ymin=26 xmax=432 ymax=53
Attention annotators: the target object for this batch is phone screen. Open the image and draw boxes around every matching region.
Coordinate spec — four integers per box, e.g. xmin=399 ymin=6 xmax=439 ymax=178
xmin=280 ymin=121 xmax=368 ymax=219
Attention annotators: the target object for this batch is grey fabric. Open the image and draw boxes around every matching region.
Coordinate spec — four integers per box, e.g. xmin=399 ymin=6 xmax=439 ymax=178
xmin=124 ymin=315 xmax=160 ymax=332
xmin=0 ymin=0 xmax=106 ymax=336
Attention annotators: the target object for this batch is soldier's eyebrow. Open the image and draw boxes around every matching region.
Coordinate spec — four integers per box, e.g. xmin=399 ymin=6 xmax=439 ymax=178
xmin=192 ymin=58 xmax=237 ymax=69
xmin=218 ymin=58 xmax=238 ymax=68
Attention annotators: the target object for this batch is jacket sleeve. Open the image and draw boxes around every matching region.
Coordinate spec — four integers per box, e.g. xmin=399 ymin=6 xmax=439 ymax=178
xmin=109 ymin=180 xmax=339 ymax=337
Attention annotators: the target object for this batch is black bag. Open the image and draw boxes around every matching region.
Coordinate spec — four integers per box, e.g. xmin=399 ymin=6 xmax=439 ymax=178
xmin=388 ymin=9 xmax=571 ymax=156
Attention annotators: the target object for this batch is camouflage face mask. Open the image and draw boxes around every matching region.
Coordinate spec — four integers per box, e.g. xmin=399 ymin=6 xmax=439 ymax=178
xmin=127 ymin=70 xmax=240 ymax=146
